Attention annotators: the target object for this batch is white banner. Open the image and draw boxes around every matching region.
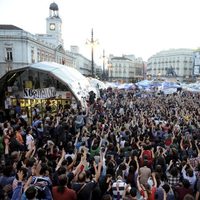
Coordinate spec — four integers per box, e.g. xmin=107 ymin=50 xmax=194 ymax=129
xmin=24 ymin=87 xmax=56 ymax=99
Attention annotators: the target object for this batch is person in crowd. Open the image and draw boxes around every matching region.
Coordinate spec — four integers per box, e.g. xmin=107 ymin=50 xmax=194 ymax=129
xmin=25 ymin=126 xmax=34 ymax=150
xmin=20 ymin=109 xmax=29 ymax=124
xmin=138 ymin=159 xmax=152 ymax=187
xmin=52 ymin=174 xmax=77 ymax=200
xmin=112 ymin=175 xmax=127 ymax=200
xmin=166 ymin=160 xmax=181 ymax=188
xmin=71 ymin=147 xmax=102 ymax=200
xmin=0 ymin=86 xmax=200 ymax=200
xmin=174 ymin=179 xmax=193 ymax=200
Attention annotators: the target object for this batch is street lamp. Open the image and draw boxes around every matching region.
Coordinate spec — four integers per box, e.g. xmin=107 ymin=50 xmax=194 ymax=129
xmin=142 ymin=61 xmax=146 ymax=80
xmin=107 ymin=62 xmax=113 ymax=82
xmin=102 ymin=49 xmax=106 ymax=80
xmin=86 ymin=29 xmax=98 ymax=78
xmin=100 ymin=49 xmax=108 ymax=81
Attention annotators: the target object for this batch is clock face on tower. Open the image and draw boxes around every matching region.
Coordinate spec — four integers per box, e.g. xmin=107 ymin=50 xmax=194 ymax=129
xmin=49 ymin=23 xmax=55 ymax=30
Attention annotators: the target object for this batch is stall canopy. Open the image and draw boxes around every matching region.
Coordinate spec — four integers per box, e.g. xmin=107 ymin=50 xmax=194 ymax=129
xmin=0 ymin=62 xmax=93 ymax=106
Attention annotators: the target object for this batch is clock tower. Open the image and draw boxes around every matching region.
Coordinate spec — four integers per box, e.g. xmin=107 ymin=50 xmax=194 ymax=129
xmin=46 ymin=2 xmax=63 ymax=46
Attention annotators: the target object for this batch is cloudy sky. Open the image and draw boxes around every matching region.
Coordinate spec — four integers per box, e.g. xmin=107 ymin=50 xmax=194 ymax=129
xmin=1 ymin=0 xmax=200 ymax=63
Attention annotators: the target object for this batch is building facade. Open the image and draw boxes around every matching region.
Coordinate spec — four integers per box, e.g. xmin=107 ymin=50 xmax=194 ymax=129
xmin=193 ymin=49 xmax=200 ymax=79
xmin=0 ymin=2 xmax=98 ymax=79
xmin=147 ymin=49 xmax=194 ymax=82
xmin=69 ymin=45 xmax=101 ymax=78
xmin=107 ymin=54 xmax=144 ymax=83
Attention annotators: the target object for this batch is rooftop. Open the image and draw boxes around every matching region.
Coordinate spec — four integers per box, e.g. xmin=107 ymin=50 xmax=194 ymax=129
xmin=0 ymin=25 xmax=22 ymax=30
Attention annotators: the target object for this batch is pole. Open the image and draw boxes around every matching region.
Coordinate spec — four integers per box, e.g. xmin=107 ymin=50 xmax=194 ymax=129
xmin=91 ymin=29 xmax=94 ymax=78
xmin=192 ymin=52 xmax=195 ymax=82
xmin=102 ymin=49 xmax=105 ymax=80
xmin=143 ymin=61 xmax=145 ymax=80
xmin=86 ymin=28 xmax=98 ymax=78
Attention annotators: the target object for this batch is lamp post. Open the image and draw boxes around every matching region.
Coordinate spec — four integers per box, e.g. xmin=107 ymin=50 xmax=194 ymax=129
xmin=100 ymin=49 xmax=108 ymax=81
xmin=102 ymin=49 xmax=105 ymax=80
xmin=142 ymin=61 xmax=146 ymax=80
xmin=86 ymin=29 xmax=98 ymax=78
xmin=107 ymin=62 xmax=113 ymax=82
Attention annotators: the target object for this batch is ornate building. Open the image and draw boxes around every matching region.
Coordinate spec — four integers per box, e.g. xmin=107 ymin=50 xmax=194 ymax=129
xmin=147 ymin=49 xmax=194 ymax=81
xmin=107 ymin=54 xmax=144 ymax=82
xmin=0 ymin=2 xmax=98 ymax=78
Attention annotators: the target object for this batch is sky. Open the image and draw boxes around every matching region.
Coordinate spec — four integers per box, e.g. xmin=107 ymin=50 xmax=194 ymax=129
xmin=1 ymin=0 xmax=200 ymax=64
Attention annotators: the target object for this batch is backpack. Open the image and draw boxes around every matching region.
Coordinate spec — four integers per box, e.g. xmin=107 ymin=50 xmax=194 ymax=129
xmin=34 ymin=185 xmax=46 ymax=199
xmin=32 ymin=177 xmax=51 ymax=199
xmin=76 ymin=183 xmax=87 ymax=200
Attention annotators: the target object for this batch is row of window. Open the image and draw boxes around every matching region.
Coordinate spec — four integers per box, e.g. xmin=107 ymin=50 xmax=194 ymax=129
xmin=5 ymin=47 xmax=67 ymax=65
xmin=152 ymin=60 xmax=192 ymax=64
xmin=152 ymin=55 xmax=192 ymax=61
xmin=112 ymin=64 xmax=141 ymax=69
xmin=152 ymin=67 xmax=192 ymax=70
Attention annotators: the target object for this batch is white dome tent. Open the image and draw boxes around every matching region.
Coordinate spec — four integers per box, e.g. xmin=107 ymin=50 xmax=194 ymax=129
xmin=25 ymin=62 xmax=92 ymax=107
xmin=0 ymin=62 xmax=95 ymax=112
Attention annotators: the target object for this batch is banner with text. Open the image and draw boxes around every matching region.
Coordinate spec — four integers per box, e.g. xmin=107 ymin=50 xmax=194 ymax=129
xmin=24 ymin=87 xmax=56 ymax=99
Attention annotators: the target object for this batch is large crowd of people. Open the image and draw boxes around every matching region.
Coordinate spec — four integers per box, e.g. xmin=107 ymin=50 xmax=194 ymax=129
xmin=0 ymin=87 xmax=200 ymax=200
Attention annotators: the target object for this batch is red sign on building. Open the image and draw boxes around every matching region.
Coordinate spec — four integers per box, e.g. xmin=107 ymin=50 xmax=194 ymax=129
xmin=66 ymin=91 xmax=72 ymax=99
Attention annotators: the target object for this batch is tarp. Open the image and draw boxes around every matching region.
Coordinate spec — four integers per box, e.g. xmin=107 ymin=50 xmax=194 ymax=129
xmin=117 ymin=83 xmax=136 ymax=90
xmin=104 ymin=82 xmax=120 ymax=88
xmin=135 ymin=79 xmax=153 ymax=87
xmin=182 ymin=82 xmax=200 ymax=92
xmin=162 ymin=81 xmax=181 ymax=89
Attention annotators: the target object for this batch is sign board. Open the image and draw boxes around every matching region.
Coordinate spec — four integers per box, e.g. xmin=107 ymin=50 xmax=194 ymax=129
xmin=66 ymin=91 xmax=72 ymax=99
xmin=23 ymin=87 xmax=56 ymax=99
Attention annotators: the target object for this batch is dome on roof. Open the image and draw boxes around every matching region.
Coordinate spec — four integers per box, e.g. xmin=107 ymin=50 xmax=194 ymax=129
xmin=49 ymin=2 xmax=59 ymax=11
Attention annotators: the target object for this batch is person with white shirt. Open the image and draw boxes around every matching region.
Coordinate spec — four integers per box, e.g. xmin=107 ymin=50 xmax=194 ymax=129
xmin=112 ymin=175 xmax=127 ymax=200
xmin=26 ymin=126 xmax=34 ymax=150
xmin=20 ymin=110 xmax=28 ymax=123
